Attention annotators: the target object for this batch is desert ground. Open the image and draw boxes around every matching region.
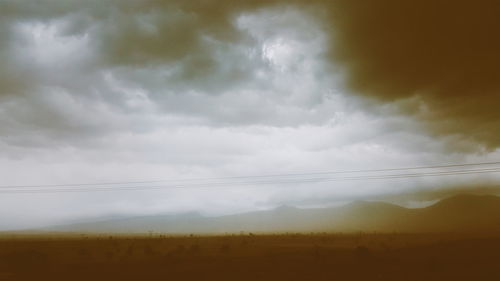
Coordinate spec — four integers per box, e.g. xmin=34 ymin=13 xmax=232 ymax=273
xmin=1 ymin=232 xmax=500 ymax=281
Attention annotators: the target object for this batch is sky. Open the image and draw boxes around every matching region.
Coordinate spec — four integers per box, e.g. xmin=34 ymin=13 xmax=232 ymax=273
xmin=0 ymin=0 xmax=499 ymax=230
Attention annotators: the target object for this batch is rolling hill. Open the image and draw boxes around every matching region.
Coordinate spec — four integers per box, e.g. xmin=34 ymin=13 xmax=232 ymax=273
xmin=43 ymin=194 xmax=500 ymax=233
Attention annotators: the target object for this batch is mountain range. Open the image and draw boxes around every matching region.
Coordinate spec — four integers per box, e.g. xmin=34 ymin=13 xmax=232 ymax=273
xmin=44 ymin=194 xmax=500 ymax=234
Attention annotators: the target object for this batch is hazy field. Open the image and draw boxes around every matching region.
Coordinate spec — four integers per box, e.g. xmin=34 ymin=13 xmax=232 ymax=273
xmin=1 ymin=232 xmax=500 ymax=281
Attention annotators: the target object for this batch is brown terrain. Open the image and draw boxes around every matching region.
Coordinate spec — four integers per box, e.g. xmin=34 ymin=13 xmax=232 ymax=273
xmin=1 ymin=232 xmax=500 ymax=281
xmin=1 ymin=194 xmax=500 ymax=281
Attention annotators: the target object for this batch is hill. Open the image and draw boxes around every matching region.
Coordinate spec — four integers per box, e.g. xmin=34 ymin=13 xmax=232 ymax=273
xmin=43 ymin=194 xmax=500 ymax=233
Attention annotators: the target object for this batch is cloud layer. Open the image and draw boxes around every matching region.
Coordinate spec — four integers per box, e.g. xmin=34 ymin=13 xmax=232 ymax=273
xmin=319 ymin=0 xmax=500 ymax=148
xmin=0 ymin=0 xmax=499 ymax=229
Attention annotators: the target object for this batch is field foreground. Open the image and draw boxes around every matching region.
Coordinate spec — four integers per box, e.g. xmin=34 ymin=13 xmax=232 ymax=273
xmin=1 ymin=232 xmax=500 ymax=281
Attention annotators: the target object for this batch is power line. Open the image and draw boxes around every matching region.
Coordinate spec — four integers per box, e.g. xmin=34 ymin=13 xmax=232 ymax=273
xmin=1 ymin=166 xmax=499 ymax=194
xmin=1 ymin=160 xmax=500 ymax=189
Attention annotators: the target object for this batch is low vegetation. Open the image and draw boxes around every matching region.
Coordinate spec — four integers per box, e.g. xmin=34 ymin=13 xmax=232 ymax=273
xmin=1 ymin=232 xmax=500 ymax=280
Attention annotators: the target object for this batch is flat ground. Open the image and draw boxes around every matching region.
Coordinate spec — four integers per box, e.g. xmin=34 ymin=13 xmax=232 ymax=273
xmin=1 ymin=232 xmax=500 ymax=281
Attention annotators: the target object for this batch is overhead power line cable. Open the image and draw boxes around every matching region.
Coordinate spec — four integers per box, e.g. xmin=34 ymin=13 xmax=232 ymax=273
xmin=1 ymin=166 xmax=499 ymax=194
xmin=1 ymin=160 xmax=500 ymax=189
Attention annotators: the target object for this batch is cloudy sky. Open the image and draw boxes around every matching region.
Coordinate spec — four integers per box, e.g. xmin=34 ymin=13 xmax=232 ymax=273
xmin=1 ymin=0 xmax=499 ymax=230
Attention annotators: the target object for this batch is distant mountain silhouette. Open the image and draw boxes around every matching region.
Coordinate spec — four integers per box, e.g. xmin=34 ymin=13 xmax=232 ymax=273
xmin=410 ymin=194 xmax=500 ymax=232
xmin=43 ymin=194 xmax=500 ymax=233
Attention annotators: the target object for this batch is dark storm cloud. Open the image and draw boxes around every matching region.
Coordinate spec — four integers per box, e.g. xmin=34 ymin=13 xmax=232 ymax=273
xmin=313 ymin=0 xmax=500 ymax=149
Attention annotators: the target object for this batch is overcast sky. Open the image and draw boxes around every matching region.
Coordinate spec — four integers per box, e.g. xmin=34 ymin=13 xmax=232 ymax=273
xmin=1 ymin=0 xmax=499 ymax=230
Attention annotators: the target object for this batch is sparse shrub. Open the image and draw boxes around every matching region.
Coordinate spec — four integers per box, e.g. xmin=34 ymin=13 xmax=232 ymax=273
xmin=426 ymin=258 xmax=439 ymax=272
xmin=106 ymin=251 xmax=114 ymax=260
xmin=220 ymin=244 xmax=230 ymax=253
xmin=126 ymin=245 xmax=134 ymax=255
xmin=355 ymin=246 xmax=371 ymax=259
xmin=189 ymin=244 xmax=200 ymax=253
xmin=6 ymin=250 xmax=48 ymax=270
xmin=78 ymin=248 xmax=89 ymax=257
xmin=176 ymin=244 xmax=185 ymax=253
xmin=143 ymin=245 xmax=154 ymax=256
xmin=312 ymin=245 xmax=319 ymax=259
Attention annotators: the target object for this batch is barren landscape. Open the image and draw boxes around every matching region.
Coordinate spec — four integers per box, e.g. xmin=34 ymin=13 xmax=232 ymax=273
xmin=2 ymin=194 xmax=500 ymax=281
xmin=2 ymin=232 xmax=500 ymax=281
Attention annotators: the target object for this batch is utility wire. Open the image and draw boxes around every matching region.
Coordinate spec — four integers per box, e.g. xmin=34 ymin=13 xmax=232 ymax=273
xmin=1 ymin=166 xmax=499 ymax=194
xmin=1 ymin=160 xmax=500 ymax=189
